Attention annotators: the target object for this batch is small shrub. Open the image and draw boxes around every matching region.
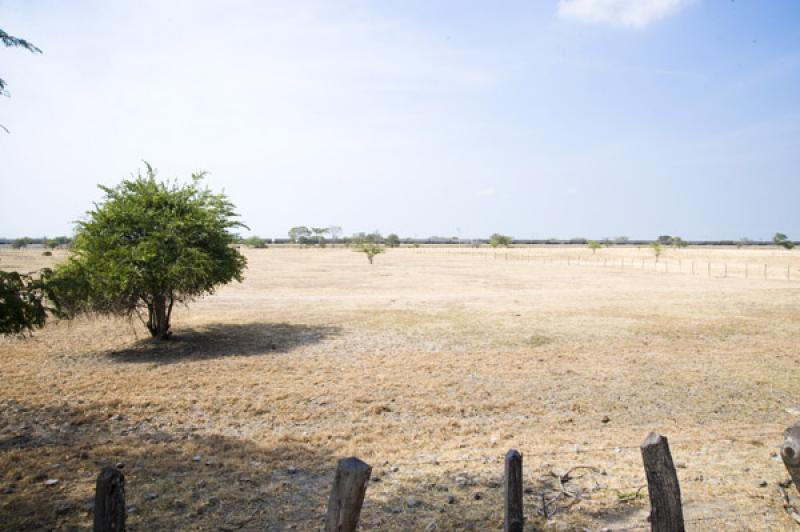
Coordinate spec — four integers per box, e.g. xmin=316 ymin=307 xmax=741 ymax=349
xmin=649 ymin=242 xmax=662 ymax=261
xmin=42 ymin=251 xmax=52 ymax=256
xmin=353 ymin=243 xmax=385 ymax=264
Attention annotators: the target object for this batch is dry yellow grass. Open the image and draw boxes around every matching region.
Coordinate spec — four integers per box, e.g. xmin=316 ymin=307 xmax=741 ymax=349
xmin=1 ymin=246 xmax=800 ymax=530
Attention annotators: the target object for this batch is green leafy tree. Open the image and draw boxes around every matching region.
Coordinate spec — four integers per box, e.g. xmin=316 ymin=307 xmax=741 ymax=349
xmin=288 ymin=226 xmax=311 ymax=244
xmin=489 ymin=233 xmax=512 ymax=248
xmin=773 ymin=232 xmax=795 ymax=250
xmin=353 ymin=243 xmax=385 ymax=264
xmin=385 ymin=233 xmax=400 ymax=248
xmin=327 ymin=226 xmax=343 ymax=244
xmin=243 ymin=236 xmax=268 ymax=248
xmin=650 ymin=242 xmax=663 ymax=261
xmin=672 ymin=236 xmax=688 ymax=249
xmin=0 ymin=270 xmax=55 ymax=335
xmin=587 ymin=241 xmax=602 ymax=254
xmin=49 ymin=164 xmax=247 ymax=340
xmin=657 ymin=235 xmax=674 ymax=246
xmin=350 ymin=232 xmax=385 ymax=264
xmin=311 ymin=227 xmax=329 ymax=247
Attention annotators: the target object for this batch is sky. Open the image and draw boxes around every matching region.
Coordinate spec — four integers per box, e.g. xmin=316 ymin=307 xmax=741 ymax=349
xmin=1 ymin=0 xmax=799 ymax=240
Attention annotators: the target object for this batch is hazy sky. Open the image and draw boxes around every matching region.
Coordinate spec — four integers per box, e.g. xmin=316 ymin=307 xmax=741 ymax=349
xmin=2 ymin=0 xmax=799 ymax=240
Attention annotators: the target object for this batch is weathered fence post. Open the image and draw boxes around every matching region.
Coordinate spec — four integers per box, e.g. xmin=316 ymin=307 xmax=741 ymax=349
xmin=94 ymin=466 xmax=126 ymax=532
xmin=691 ymin=261 xmax=695 ymax=275
xmin=325 ymin=457 xmax=372 ymax=532
xmin=781 ymin=422 xmax=800 ymax=494
xmin=764 ymin=264 xmax=768 ymax=280
xmin=641 ymin=432 xmax=685 ymax=532
xmin=745 ymin=263 xmax=749 ymax=278
xmin=504 ymin=449 xmax=523 ymax=532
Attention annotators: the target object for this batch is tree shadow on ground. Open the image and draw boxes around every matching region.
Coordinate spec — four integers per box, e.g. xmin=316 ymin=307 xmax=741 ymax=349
xmin=106 ymin=322 xmax=341 ymax=364
xmin=0 ymin=400 xmax=339 ymax=531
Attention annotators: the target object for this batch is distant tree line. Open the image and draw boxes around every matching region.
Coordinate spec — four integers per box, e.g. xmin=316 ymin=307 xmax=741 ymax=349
xmin=0 ymin=236 xmax=73 ymax=249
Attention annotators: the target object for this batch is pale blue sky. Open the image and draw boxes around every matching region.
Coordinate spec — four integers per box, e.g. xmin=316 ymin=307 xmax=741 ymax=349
xmin=1 ymin=0 xmax=798 ymax=240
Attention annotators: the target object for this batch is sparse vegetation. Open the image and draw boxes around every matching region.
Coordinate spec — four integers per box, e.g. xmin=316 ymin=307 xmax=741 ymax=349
xmin=11 ymin=237 xmax=31 ymax=249
xmin=650 ymin=242 xmax=662 ymax=261
xmin=1 ymin=246 xmax=797 ymax=531
xmin=587 ymin=241 xmax=602 ymax=254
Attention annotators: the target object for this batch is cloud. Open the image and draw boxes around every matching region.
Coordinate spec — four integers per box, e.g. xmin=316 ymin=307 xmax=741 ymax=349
xmin=557 ymin=0 xmax=694 ymax=29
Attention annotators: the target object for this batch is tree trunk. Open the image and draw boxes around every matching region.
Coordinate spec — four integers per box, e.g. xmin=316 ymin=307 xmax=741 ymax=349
xmin=147 ymin=294 xmax=172 ymax=340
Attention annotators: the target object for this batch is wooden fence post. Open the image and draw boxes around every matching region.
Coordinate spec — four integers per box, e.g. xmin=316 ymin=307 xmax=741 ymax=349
xmin=764 ymin=264 xmax=768 ymax=280
xmin=94 ymin=466 xmax=126 ymax=532
xmin=325 ymin=457 xmax=372 ymax=532
xmin=745 ymin=263 xmax=749 ymax=278
xmin=781 ymin=422 xmax=800 ymax=495
xmin=691 ymin=261 xmax=695 ymax=275
xmin=788 ymin=265 xmax=791 ymax=281
xmin=504 ymin=450 xmax=523 ymax=532
xmin=641 ymin=432 xmax=685 ymax=532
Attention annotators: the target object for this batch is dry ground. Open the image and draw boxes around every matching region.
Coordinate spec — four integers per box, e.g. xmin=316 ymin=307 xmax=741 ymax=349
xmin=1 ymin=246 xmax=800 ymax=531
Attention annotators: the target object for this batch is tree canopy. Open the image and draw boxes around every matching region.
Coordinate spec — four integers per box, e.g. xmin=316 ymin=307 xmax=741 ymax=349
xmin=0 ymin=270 xmax=51 ymax=335
xmin=489 ymin=233 xmax=512 ymax=248
xmin=385 ymin=234 xmax=400 ymax=248
xmin=49 ymin=164 xmax=247 ymax=340
xmin=774 ymin=232 xmax=794 ymax=250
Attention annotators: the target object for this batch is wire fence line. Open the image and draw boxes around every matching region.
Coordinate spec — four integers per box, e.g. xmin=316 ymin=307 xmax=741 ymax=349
xmin=420 ymin=248 xmax=800 ymax=282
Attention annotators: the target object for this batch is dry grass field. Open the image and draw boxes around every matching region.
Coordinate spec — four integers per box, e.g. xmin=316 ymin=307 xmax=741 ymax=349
xmin=2 ymin=246 xmax=800 ymax=531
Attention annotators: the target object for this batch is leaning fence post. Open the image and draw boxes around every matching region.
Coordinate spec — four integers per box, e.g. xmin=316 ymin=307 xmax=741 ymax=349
xmin=641 ymin=432 xmax=685 ymax=532
xmin=504 ymin=450 xmax=523 ymax=532
xmin=325 ymin=457 xmax=372 ymax=532
xmin=781 ymin=422 xmax=800 ymax=494
xmin=94 ymin=466 xmax=126 ymax=532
